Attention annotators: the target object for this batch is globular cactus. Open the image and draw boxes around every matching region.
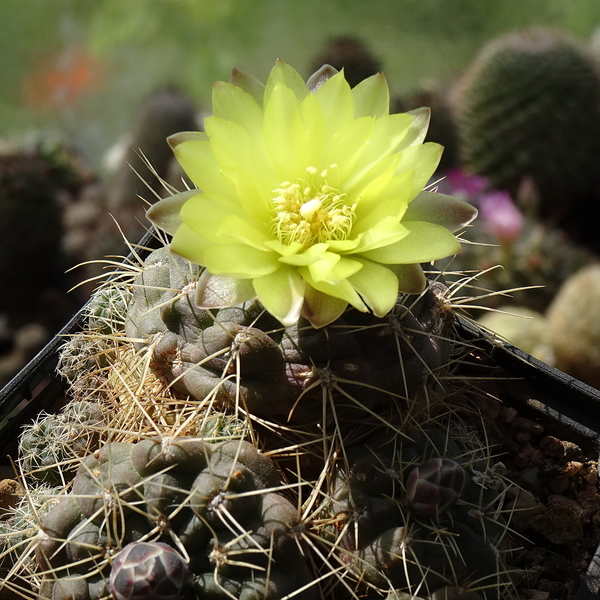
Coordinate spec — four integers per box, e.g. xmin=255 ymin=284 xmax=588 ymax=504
xmin=322 ymin=429 xmax=511 ymax=597
xmin=454 ymin=28 xmax=600 ymax=236
xmin=124 ymin=247 xmax=455 ymax=423
xmin=109 ymin=542 xmax=190 ymax=600
xmin=405 ymin=457 xmax=466 ymax=519
xmin=18 ymin=401 xmax=105 ymax=485
xmin=35 ymin=436 xmax=316 ymax=600
xmin=546 ymin=264 xmax=600 ymax=389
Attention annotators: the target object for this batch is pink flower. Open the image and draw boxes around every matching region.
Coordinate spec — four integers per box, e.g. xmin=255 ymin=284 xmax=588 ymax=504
xmin=478 ymin=191 xmax=524 ymax=244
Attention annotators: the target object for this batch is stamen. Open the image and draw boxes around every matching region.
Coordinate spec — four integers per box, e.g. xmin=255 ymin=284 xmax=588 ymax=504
xmin=271 ymin=172 xmax=356 ymax=247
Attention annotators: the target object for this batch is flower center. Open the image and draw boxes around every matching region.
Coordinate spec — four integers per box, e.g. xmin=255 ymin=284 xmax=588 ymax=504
xmin=271 ymin=166 xmax=356 ymax=247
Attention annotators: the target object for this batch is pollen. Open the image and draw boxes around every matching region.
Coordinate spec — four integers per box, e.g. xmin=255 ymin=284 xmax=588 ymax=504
xmin=271 ymin=166 xmax=356 ymax=247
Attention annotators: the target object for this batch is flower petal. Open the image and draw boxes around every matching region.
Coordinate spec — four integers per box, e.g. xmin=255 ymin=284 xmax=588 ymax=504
xmin=387 ymin=263 xmax=427 ymax=294
xmin=397 ymin=107 xmax=431 ymax=149
xmin=205 ymin=116 xmax=278 ymax=189
xmin=308 ymin=254 xmax=362 ymax=285
xmin=171 ymin=137 xmax=236 ymax=197
xmin=230 ymin=67 xmax=265 ymax=107
xmin=171 ymin=223 xmax=212 ymax=265
xmin=180 ymin=194 xmax=245 ymax=242
xmin=146 ymin=190 xmax=199 ymax=235
xmin=212 ymin=81 xmax=264 ymax=138
xmin=352 ymin=73 xmax=389 ymax=118
xmin=218 ymin=214 xmax=271 ymax=249
xmin=263 ymin=84 xmax=323 ymax=180
xmin=314 ymin=70 xmax=354 ymax=139
xmin=253 ymin=266 xmax=305 ymax=327
xmin=195 ymin=271 xmax=256 ymax=308
xmin=351 ymin=217 xmax=409 ymax=253
xmin=306 ymin=64 xmax=339 ymax=92
xmin=301 ymin=285 xmax=348 ymax=328
xmin=203 ymin=245 xmax=280 ymax=278
xmin=404 ymin=191 xmax=478 ymax=233
xmin=349 ymin=258 xmax=399 ymax=317
xmin=396 ymin=142 xmax=443 ymax=200
xmin=168 ymin=131 xmax=208 ymax=149
xmin=265 ymin=59 xmax=309 ymax=104
xmin=361 ymin=221 xmax=462 ymax=264
xmin=300 ymin=267 xmax=367 ymax=312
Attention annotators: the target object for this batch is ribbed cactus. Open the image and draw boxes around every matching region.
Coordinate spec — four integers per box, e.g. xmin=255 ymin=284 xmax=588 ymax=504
xmin=109 ymin=542 xmax=190 ymax=600
xmin=124 ymin=247 xmax=455 ymax=423
xmin=320 ymin=429 xmax=512 ymax=596
xmin=455 ymin=28 xmax=600 ymax=231
xmin=35 ymin=436 xmax=315 ymax=600
xmin=18 ymin=401 xmax=105 ymax=485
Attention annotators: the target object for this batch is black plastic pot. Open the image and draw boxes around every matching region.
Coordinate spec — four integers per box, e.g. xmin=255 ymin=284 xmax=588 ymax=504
xmin=1 ymin=249 xmax=599 ymax=599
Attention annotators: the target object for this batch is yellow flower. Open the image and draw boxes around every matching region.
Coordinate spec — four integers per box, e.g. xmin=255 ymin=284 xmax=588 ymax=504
xmin=148 ymin=61 xmax=476 ymax=328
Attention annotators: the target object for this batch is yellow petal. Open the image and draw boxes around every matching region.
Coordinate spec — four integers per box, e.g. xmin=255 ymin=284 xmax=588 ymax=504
xmin=352 ymin=73 xmax=389 ymax=118
xmin=171 ymin=223 xmax=211 ymax=266
xmin=172 ymin=138 xmax=236 ymax=197
xmin=396 ymin=142 xmax=443 ymax=201
xmin=300 ymin=267 xmax=367 ymax=312
xmin=301 ymin=284 xmax=348 ymax=328
xmin=253 ymin=266 xmax=305 ymax=327
xmin=212 ymin=81 xmax=264 ymax=138
xmin=314 ymin=70 xmax=354 ymax=139
xmin=349 ymin=258 xmax=399 ymax=317
xmin=361 ymin=221 xmax=462 ymax=264
xmin=203 ymin=245 xmax=280 ymax=278
xmin=265 ymin=59 xmax=309 ymax=104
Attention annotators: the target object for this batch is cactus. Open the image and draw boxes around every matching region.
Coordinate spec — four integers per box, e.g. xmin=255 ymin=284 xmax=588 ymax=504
xmin=123 ymin=247 xmax=455 ymax=423
xmin=455 ymin=28 xmax=600 ymax=236
xmin=18 ymin=401 xmax=105 ymax=485
xmin=547 ymin=264 xmax=600 ymax=389
xmin=321 ymin=428 xmax=513 ymax=597
xmin=109 ymin=542 xmax=190 ymax=600
xmin=405 ymin=457 xmax=466 ymax=518
xmin=34 ymin=436 xmax=316 ymax=600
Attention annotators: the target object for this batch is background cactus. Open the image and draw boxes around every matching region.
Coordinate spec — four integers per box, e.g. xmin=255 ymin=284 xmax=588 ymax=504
xmin=546 ymin=264 xmax=600 ymax=389
xmin=454 ymin=28 xmax=600 ymax=252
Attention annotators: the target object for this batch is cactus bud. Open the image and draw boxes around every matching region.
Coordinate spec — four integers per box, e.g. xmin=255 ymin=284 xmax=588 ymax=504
xmin=406 ymin=458 xmax=466 ymax=518
xmin=109 ymin=542 xmax=189 ymax=600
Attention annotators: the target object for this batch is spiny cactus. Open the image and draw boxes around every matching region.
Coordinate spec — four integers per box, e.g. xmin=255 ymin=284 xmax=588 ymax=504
xmin=34 ymin=436 xmax=316 ymax=600
xmin=124 ymin=247 xmax=455 ymax=423
xmin=455 ymin=28 xmax=600 ymax=234
xmin=18 ymin=401 xmax=105 ymax=485
xmin=321 ymin=428 xmax=513 ymax=598
xmin=109 ymin=542 xmax=190 ymax=600
xmin=405 ymin=457 xmax=466 ymax=518
xmin=547 ymin=264 xmax=600 ymax=389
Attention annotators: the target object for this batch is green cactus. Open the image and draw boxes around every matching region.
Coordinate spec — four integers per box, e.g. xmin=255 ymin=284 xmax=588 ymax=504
xmin=455 ymin=28 xmax=600 ymax=228
xmin=34 ymin=436 xmax=316 ymax=600
xmin=18 ymin=401 xmax=105 ymax=485
xmin=547 ymin=264 xmax=600 ymax=389
xmin=124 ymin=247 xmax=455 ymax=423
xmin=319 ymin=428 xmax=513 ymax=598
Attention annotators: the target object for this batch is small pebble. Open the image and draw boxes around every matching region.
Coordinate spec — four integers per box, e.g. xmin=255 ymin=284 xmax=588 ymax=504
xmin=516 ymin=431 xmax=532 ymax=443
xmin=500 ymin=406 xmax=518 ymax=423
xmin=513 ymin=416 xmax=545 ymax=435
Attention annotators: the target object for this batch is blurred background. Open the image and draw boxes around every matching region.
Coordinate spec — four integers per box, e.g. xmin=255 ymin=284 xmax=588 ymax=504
xmin=4 ymin=0 xmax=600 ymax=388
